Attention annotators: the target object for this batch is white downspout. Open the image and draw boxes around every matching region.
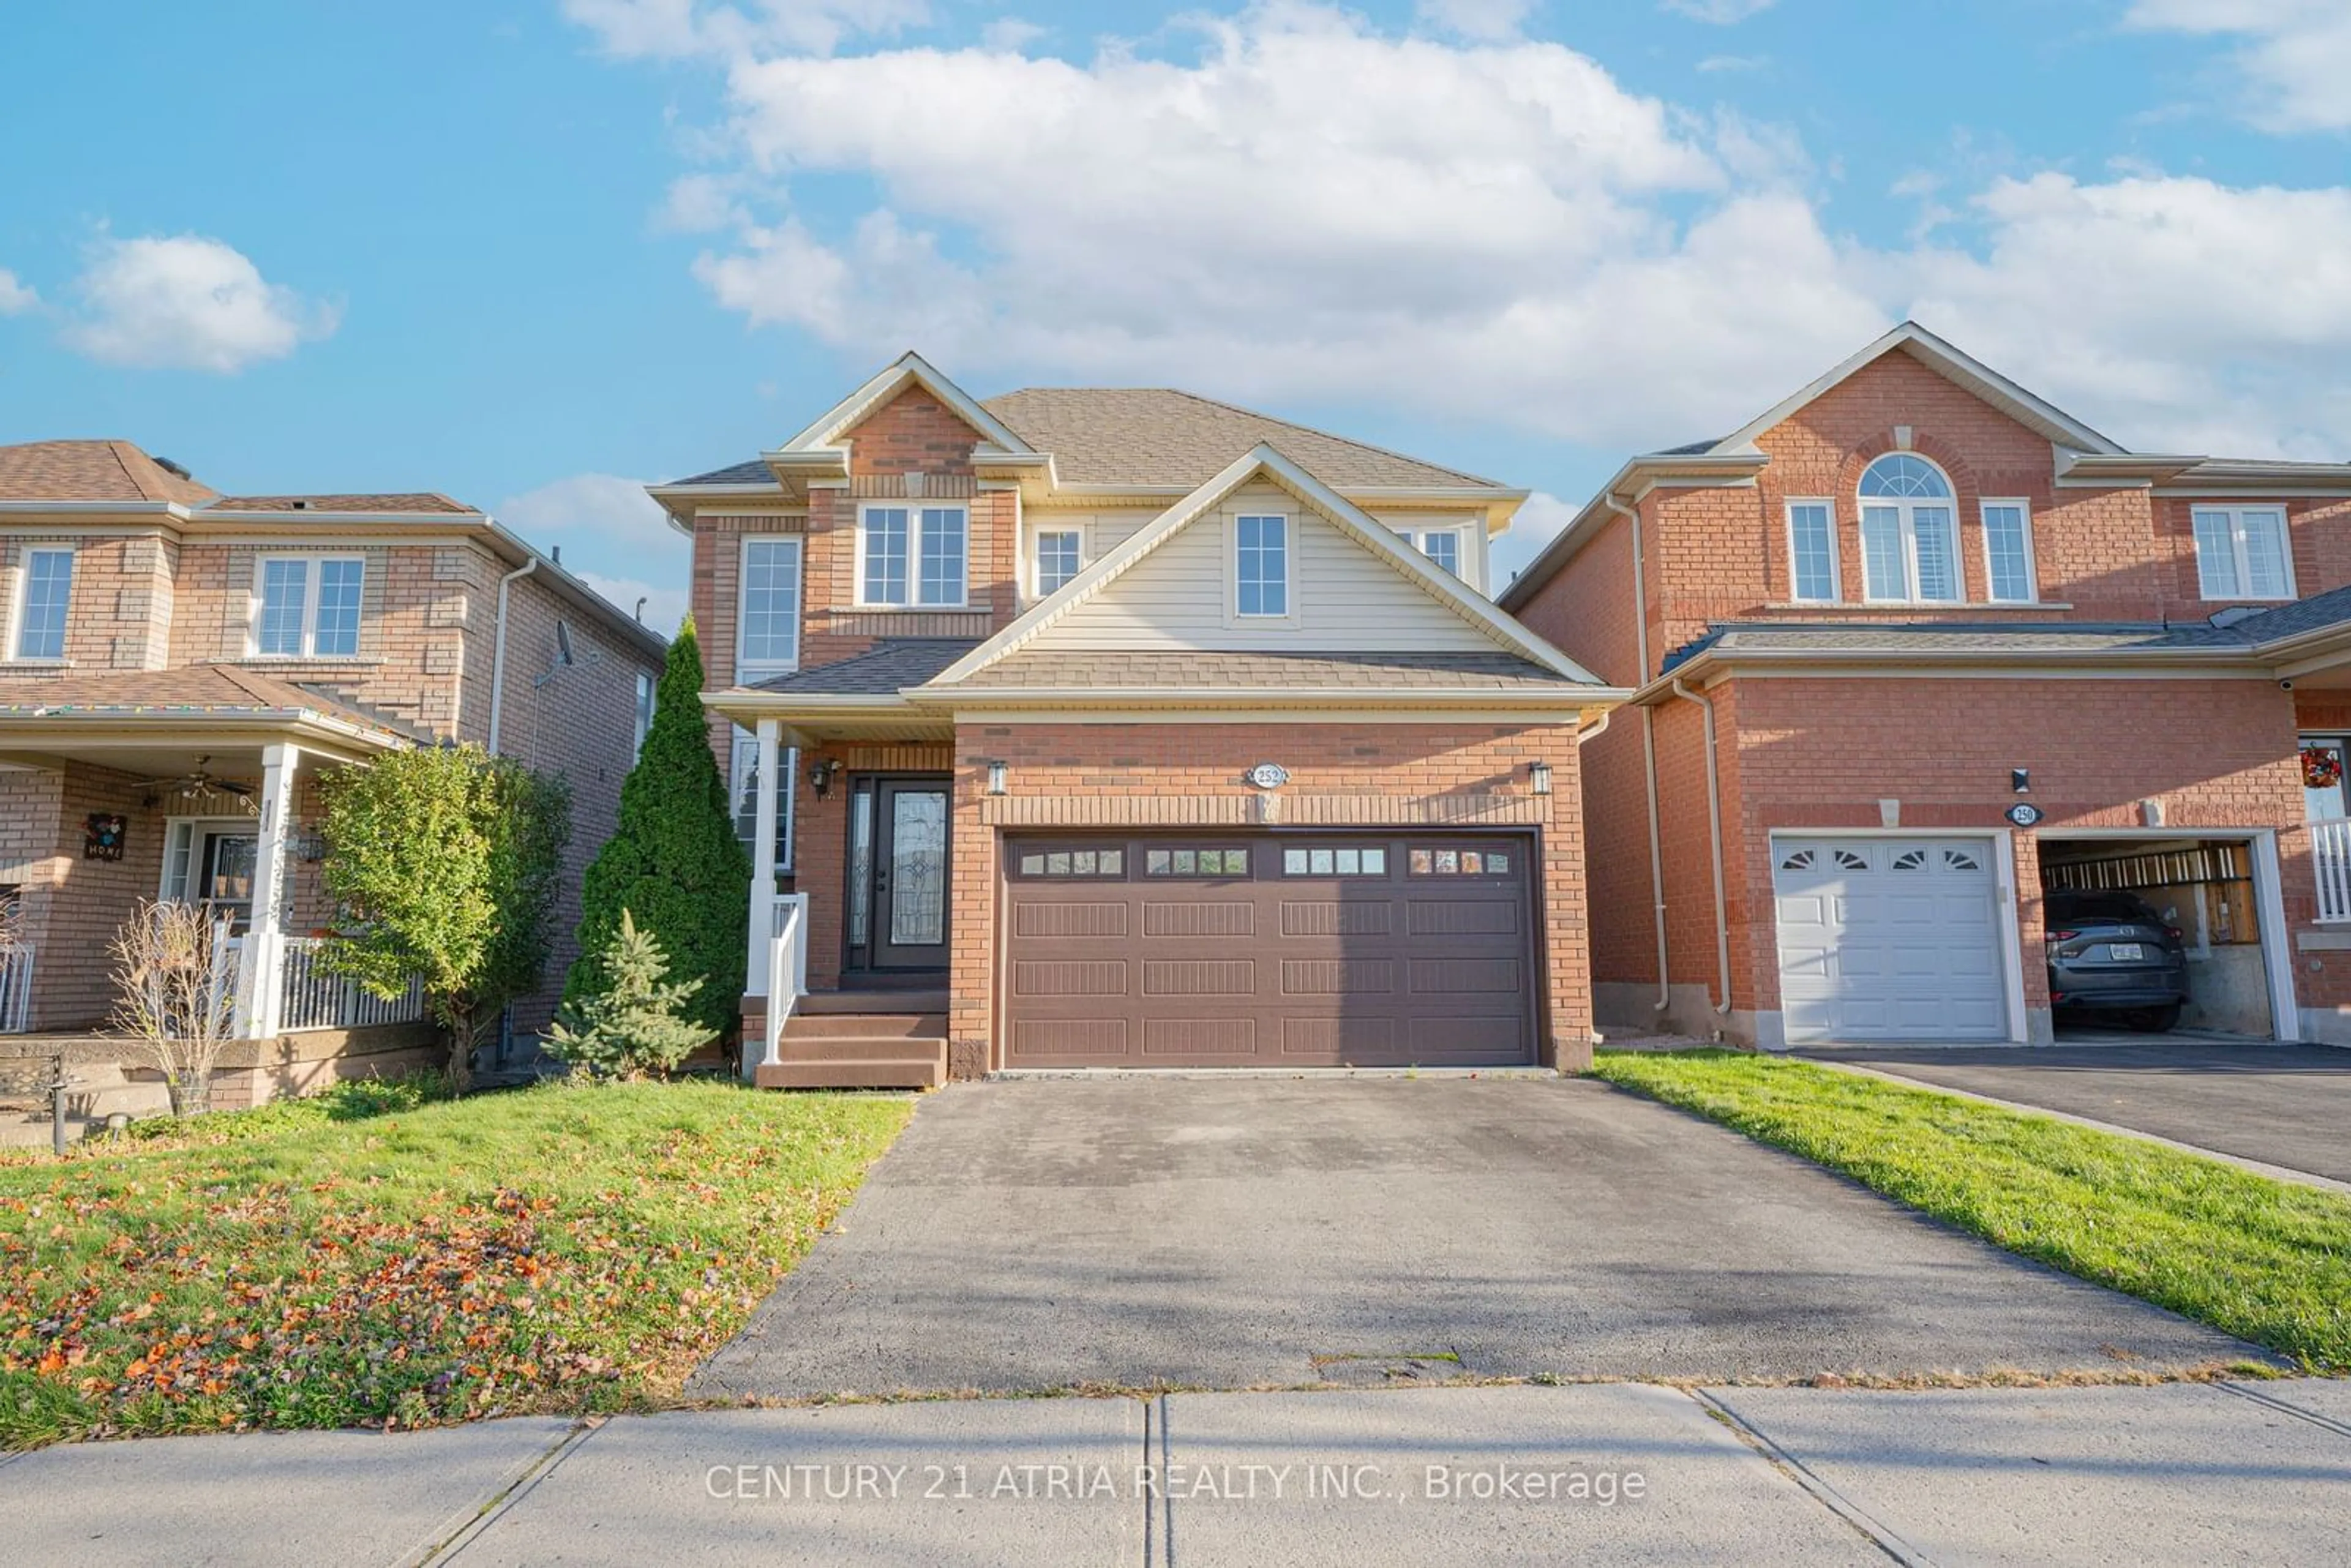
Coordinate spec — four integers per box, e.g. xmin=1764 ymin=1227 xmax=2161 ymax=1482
xmin=485 ymin=555 xmax=539 ymax=754
xmin=1669 ymin=677 xmax=1734 ymax=1024
xmin=1603 ymin=492 xmax=1673 ymax=1017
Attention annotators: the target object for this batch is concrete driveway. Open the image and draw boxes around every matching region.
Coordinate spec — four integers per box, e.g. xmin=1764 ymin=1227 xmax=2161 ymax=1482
xmin=1797 ymin=1041 xmax=2351 ymax=1185
xmin=692 ymin=1076 xmax=2257 ymax=1401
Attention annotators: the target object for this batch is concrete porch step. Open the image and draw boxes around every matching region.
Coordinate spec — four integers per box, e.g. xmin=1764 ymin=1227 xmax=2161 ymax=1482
xmin=776 ymin=1037 xmax=948 ymax=1067
xmin=783 ymin=1011 xmax=947 ymax=1041
xmin=754 ymin=1055 xmax=945 ymax=1090
xmin=797 ymin=989 xmax=950 ymax=1016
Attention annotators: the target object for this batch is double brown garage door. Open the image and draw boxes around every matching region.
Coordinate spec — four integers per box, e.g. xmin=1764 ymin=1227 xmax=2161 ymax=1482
xmin=1001 ymin=833 xmax=1538 ymax=1069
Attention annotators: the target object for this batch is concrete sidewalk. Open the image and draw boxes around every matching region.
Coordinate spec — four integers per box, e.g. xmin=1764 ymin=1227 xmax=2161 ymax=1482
xmin=7 ymin=1379 xmax=2348 ymax=1566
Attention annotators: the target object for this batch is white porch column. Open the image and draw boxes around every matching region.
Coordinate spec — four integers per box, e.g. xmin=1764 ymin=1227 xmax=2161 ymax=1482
xmin=744 ymin=718 xmax=782 ymax=994
xmin=233 ymin=741 xmax=298 ymax=1042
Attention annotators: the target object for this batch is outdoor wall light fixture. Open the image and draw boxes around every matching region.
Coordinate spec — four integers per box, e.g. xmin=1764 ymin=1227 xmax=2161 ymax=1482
xmin=808 ymin=757 xmax=843 ymax=798
xmin=986 ymin=760 xmax=1010 ymax=796
xmin=2012 ymin=768 xmax=2031 ymax=795
xmin=1528 ymin=760 xmax=1553 ymax=796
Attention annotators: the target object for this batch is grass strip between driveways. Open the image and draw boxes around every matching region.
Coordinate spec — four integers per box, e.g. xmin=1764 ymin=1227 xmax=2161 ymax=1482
xmin=0 ymin=1078 xmax=912 ymax=1449
xmin=1589 ymin=1049 xmax=2351 ymax=1375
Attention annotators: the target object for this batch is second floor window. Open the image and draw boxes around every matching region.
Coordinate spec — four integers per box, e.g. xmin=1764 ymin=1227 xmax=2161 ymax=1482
xmin=1785 ymin=502 xmax=1837 ymax=602
xmin=1035 ymin=530 xmax=1081 ymax=596
xmin=632 ymin=670 xmax=656 ymax=757
xmin=1235 ymin=514 xmax=1289 ymax=617
xmin=254 ymin=557 xmax=364 ymax=657
xmin=1981 ymin=501 xmax=2036 ymax=604
xmin=738 ymin=536 xmax=803 ymax=675
xmin=1857 ymin=454 xmax=1960 ymax=604
xmin=861 ymin=505 xmax=967 ymax=607
xmin=1400 ymin=528 xmax=1462 ymax=579
xmin=2192 ymin=506 xmax=2293 ymax=601
xmin=12 ymin=547 xmax=73 ymax=660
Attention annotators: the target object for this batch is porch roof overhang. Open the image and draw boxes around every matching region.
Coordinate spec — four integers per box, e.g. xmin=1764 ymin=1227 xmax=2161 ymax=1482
xmin=0 ymin=668 xmax=414 ymax=768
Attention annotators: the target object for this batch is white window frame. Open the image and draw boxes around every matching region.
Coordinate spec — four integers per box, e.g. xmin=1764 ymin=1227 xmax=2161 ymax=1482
xmin=1228 ymin=511 xmax=1295 ymax=624
xmin=730 ymin=728 xmax=797 ymax=874
xmin=9 ymin=545 xmax=75 ymax=662
xmin=854 ymin=503 xmax=969 ymax=609
xmin=1032 ymin=526 xmax=1085 ymax=598
xmin=1979 ymin=498 xmax=2037 ymax=605
xmin=632 ymin=670 xmax=656 ymax=757
xmin=1783 ymin=499 xmax=1839 ymax=604
xmin=735 ymin=535 xmax=804 ymax=680
xmin=2191 ymin=505 xmax=2295 ymax=602
xmin=249 ymin=553 xmax=367 ymax=658
xmin=1399 ymin=526 xmax=1466 ymax=582
xmin=1856 ymin=456 xmax=1963 ymax=606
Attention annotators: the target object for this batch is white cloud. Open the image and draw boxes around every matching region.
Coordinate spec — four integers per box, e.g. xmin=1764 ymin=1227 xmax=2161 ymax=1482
xmin=64 ymin=235 xmax=336 ymax=373
xmin=1660 ymin=0 xmax=1774 ymax=23
xmin=562 ymin=0 xmax=929 ymax=59
xmin=595 ymin=2 xmax=2351 ymax=466
xmin=1695 ymin=53 xmax=1765 ymax=72
xmin=497 ymin=473 xmax=691 ymax=632
xmin=0 ymin=269 xmax=36 ymax=315
xmin=2126 ymin=0 xmax=2351 ymax=132
xmin=580 ymin=571 xmax=689 ymax=635
xmin=1894 ymin=173 xmax=2351 ymax=457
xmin=1414 ymin=0 xmax=1535 ymax=40
xmin=1491 ymin=491 xmax=1577 ymax=585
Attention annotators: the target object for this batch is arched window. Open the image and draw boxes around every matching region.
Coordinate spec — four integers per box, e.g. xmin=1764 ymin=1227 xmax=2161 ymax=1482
xmin=1857 ymin=453 xmax=1960 ymax=602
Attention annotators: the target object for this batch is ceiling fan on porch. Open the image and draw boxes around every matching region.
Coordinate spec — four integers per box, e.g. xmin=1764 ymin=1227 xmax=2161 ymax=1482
xmin=137 ymin=757 xmax=258 ymax=809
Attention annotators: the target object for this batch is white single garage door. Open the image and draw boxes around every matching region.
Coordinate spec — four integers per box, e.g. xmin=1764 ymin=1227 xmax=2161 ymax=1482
xmin=1771 ymin=836 xmax=2008 ymax=1043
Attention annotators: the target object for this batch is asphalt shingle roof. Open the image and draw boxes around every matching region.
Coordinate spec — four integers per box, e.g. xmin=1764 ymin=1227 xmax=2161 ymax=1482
xmin=746 ymin=640 xmax=982 ymax=695
xmin=979 ymin=388 xmax=1499 ymax=490
xmin=945 ymin=650 xmax=1578 ymax=691
xmin=0 ymin=666 xmax=411 ymax=740
xmin=668 ymin=458 xmax=778 ymax=488
xmin=1657 ymin=617 xmax=2310 ymax=672
xmin=0 ymin=440 xmax=217 ymax=505
xmin=203 ymin=493 xmax=474 ymax=514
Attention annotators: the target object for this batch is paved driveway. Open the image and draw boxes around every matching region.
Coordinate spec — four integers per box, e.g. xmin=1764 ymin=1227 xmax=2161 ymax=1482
xmin=692 ymin=1076 xmax=2256 ymax=1400
xmin=1798 ymin=1041 xmax=2351 ymax=1184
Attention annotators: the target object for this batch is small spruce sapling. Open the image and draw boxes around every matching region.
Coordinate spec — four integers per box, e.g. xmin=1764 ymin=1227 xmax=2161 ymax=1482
xmin=544 ymin=910 xmax=716 ymax=1079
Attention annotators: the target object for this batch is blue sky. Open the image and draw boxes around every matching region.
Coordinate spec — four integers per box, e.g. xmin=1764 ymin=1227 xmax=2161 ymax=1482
xmin=4 ymin=0 xmax=2348 ymax=625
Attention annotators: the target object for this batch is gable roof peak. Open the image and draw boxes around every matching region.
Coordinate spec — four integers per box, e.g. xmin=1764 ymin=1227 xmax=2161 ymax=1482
xmin=1711 ymin=320 xmax=2127 ymax=457
xmin=774 ymin=350 xmax=1033 ymax=457
xmin=926 ymin=440 xmax=1608 ymax=692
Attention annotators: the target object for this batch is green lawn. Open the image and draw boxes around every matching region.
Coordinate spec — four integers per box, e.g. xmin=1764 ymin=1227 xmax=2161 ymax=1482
xmin=1591 ymin=1050 xmax=2351 ymax=1375
xmin=0 ymin=1078 xmax=912 ymax=1447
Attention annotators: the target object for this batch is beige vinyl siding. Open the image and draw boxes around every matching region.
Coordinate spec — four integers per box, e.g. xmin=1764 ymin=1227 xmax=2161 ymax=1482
xmin=1022 ymin=483 xmax=1505 ymax=654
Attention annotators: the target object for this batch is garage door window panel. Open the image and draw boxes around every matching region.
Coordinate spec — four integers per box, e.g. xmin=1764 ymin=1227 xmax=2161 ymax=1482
xmin=1144 ymin=846 xmax=1252 ymax=878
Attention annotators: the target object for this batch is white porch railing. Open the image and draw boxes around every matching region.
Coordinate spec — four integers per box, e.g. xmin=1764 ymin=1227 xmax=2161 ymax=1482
xmin=0 ymin=945 xmax=31 ymax=1035
xmin=278 ymin=937 xmax=428 ymax=1032
xmin=758 ymin=893 xmax=809 ymax=1075
xmin=2315 ymin=819 xmax=2351 ymax=925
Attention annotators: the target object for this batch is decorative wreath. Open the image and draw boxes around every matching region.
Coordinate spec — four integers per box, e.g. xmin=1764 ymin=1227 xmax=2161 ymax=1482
xmin=2303 ymin=745 xmax=2344 ymax=791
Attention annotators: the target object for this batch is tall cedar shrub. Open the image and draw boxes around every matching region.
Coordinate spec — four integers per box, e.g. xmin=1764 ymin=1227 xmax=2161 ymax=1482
xmin=566 ymin=616 xmax=749 ymax=1034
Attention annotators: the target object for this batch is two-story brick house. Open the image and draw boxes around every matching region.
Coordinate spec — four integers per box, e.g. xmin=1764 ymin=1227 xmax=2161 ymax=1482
xmin=653 ymin=354 xmax=1621 ymax=1087
xmin=0 ymin=440 xmax=666 ymax=1109
xmin=1503 ymin=323 xmax=2351 ymax=1050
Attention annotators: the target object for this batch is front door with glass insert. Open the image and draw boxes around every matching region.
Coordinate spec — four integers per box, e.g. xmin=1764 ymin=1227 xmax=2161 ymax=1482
xmin=852 ymin=778 xmax=950 ymax=971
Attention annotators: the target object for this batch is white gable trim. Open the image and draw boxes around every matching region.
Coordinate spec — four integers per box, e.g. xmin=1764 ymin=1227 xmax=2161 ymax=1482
xmin=771 ymin=351 xmax=1035 ymax=457
xmin=1713 ymin=322 xmax=2126 ymax=458
xmin=926 ymin=443 xmax=1607 ymax=688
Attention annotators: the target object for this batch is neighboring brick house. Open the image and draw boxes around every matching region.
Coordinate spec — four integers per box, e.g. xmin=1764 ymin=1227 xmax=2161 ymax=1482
xmin=0 ymin=440 xmax=666 ymax=1109
xmin=1502 ymin=323 xmax=2351 ymax=1050
xmin=651 ymin=354 xmax=1621 ymax=1086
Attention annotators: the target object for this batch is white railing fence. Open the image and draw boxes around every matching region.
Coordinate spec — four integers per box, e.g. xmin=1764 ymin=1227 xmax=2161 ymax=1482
xmin=2315 ymin=820 xmax=2351 ymax=925
xmin=279 ymin=937 xmax=428 ymax=1032
xmin=758 ymin=893 xmax=810 ymax=1075
xmin=0 ymin=944 xmax=31 ymax=1034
